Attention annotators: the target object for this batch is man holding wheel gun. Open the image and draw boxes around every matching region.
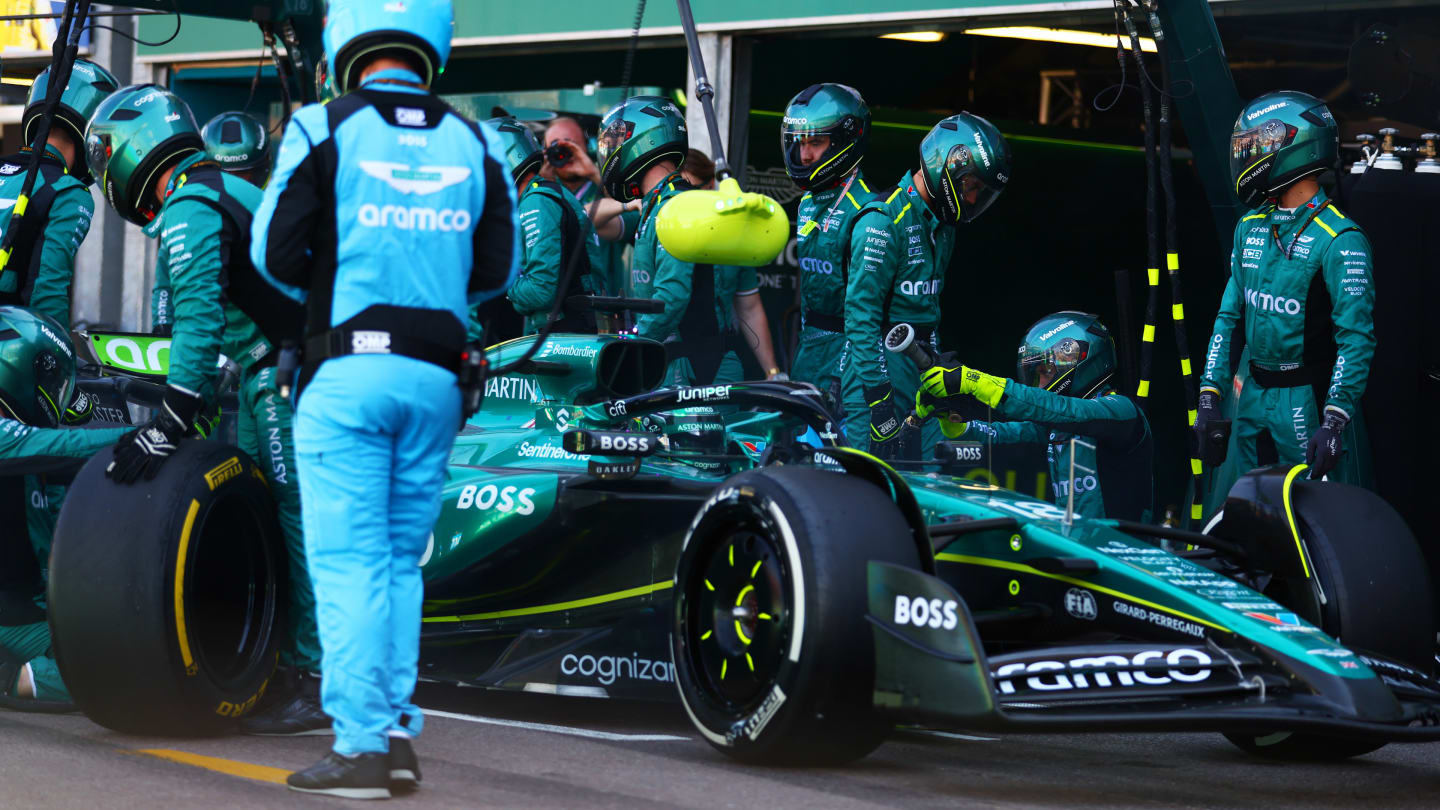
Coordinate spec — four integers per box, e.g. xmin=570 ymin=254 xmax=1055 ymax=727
xmin=1195 ymin=91 xmax=1375 ymax=483
xmin=908 ymin=313 xmax=1153 ymax=522
xmin=83 ymin=85 xmax=321 ymax=733
xmin=252 ymin=0 xmax=519 ymax=797
xmin=841 ymin=113 xmax=1011 ymax=458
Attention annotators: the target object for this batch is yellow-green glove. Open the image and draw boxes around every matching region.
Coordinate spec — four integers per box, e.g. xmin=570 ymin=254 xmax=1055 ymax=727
xmin=914 ymin=394 xmax=969 ymax=439
xmin=918 ymin=364 xmax=1009 ymax=408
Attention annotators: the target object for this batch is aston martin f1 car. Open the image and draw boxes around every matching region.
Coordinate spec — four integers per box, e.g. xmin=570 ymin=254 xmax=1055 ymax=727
xmin=47 ymin=329 xmax=1440 ymax=764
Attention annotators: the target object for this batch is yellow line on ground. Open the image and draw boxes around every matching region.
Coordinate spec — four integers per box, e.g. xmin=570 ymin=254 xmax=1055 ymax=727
xmin=134 ymin=749 xmax=290 ymax=785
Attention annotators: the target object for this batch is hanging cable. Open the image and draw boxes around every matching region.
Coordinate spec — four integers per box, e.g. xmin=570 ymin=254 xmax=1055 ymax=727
xmin=1147 ymin=1 xmax=1204 ymax=526
xmin=82 ymin=0 xmax=180 ymax=47
xmin=0 ymin=0 xmax=90 ymax=301
xmin=1121 ymin=1 xmax=1159 ymax=412
xmin=488 ymin=0 xmax=649 ymax=378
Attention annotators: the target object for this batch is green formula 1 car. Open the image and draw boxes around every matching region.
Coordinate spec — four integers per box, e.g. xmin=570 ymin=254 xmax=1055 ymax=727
xmin=46 ymin=325 xmax=1440 ymax=765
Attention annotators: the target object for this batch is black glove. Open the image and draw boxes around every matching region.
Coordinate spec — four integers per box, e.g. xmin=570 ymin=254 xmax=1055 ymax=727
xmin=865 ymin=384 xmax=903 ymax=457
xmin=107 ymin=386 xmax=203 ymax=484
xmin=1306 ymin=407 xmax=1349 ymax=480
xmin=1193 ymin=387 xmax=1222 ymax=457
xmin=62 ymin=389 xmax=95 ymax=426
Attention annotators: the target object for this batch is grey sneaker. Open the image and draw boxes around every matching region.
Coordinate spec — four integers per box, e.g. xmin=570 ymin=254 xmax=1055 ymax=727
xmin=287 ymin=752 xmax=390 ymax=800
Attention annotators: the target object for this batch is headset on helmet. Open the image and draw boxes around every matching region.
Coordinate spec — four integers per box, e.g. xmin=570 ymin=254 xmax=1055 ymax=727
xmin=323 ymin=0 xmax=454 ymax=94
xmin=84 ymin=84 xmax=203 ymax=226
xmin=21 ymin=58 xmax=119 ymax=185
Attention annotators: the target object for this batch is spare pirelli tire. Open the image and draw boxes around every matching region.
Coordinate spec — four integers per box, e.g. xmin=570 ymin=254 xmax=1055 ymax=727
xmin=48 ymin=441 xmax=285 ymax=735
xmin=672 ymin=467 xmax=922 ymax=766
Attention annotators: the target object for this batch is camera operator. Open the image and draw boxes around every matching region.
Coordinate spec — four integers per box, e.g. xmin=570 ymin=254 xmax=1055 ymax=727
xmin=540 ymin=116 xmax=638 ymax=296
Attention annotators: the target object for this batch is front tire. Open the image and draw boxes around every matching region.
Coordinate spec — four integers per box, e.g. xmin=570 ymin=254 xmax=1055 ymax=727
xmin=1220 ymin=477 xmax=1433 ymax=760
xmin=49 ymin=441 xmax=285 ymax=735
xmin=672 ymin=467 xmax=922 ymax=765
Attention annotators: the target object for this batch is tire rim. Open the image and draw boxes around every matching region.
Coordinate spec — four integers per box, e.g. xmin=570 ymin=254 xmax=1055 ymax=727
xmin=682 ymin=504 xmax=791 ymax=710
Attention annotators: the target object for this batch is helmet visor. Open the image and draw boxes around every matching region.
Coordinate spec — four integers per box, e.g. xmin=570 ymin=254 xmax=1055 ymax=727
xmin=32 ymin=349 xmax=70 ymax=427
xmin=1017 ymin=337 xmax=1087 ymax=391
xmin=85 ymin=131 xmax=113 ymax=185
xmin=1231 ymin=118 xmax=1296 ymax=195
xmin=941 ymin=144 xmax=1003 ymax=223
xmin=596 ymin=118 xmax=635 ymax=173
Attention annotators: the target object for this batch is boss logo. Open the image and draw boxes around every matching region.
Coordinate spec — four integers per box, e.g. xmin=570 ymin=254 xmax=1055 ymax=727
xmin=597 ymin=434 xmax=650 ymax=453
xmin=893 ymin=594 xmax=960 ymax=630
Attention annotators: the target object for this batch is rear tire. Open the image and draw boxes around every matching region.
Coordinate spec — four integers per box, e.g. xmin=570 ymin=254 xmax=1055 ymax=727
xmin=672 ymin=467 xmax=922 ymax=766
xmin=1221 ymin=478 xmax=1433 ymax=760
xmin=49 ymin=441 xmax=285 ymax=735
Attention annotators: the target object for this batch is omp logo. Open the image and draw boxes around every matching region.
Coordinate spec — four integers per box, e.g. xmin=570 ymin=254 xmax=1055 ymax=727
xmin=0 ymin=163 xmax=21 ymax=175
xmin=893 ymin=594 xmax=960 ymax=630
xmin=455 ymin=484 xmax=537 ymax=515
xmin=204 ymin=457 xmax=244 ymax=491
xmin=993 ymin=648 xmax=1213 ymax=694
xmin=561 ymin=652 xmax=673 ymax=685
xmin=395 ymin=107 xmax=427 ymax=127
xmin=899 ymin=279 xmax=941 ymax=295
xmin=351 ymin=331 xmax=391 ymax=354
xmin=1039 ymin=320 xmax=1076 ymax=341
xmin=357 ymin=204 xmax=472 ymax=232
xmin=1246 ymin=101 xmax=1288 ymax=120
xmin=359 ymin=161 xmax=471 ymax=195
xmin=1245 ymin=287 xmax=1301 ymax=314
xmin=799 ymin=257 xmax=833 ymax=274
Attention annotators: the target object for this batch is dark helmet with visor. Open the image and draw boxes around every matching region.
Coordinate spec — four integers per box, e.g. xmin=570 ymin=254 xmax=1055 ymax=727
xmin=485 ymin=116 xmax=544 ymax=183
xmin=22 ymin=58 xmax=119 ymax=185
xmin=917 ymin=112 xmax=1011 ymax=224
xmin=0 ymin=307 xmax=77 ymax=427
xmin=1231 ymin=90 xmax=1338 ymax=209
xmin=780 ymin=83 xmax=870 ymax=190
xmin=1016 ymin=312 xmax=1117 ymax=399
xmin=596 ymin=96 xmax=688 ymax=202
xmin=84 ymin=84 xmax=204 ymax=226
xmin=201 ymin=112 xmax=271 ymax=179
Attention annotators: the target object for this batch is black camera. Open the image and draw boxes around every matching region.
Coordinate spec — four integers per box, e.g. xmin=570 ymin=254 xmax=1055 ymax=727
xmin=544 ymin=143 xmax=572 ymax=167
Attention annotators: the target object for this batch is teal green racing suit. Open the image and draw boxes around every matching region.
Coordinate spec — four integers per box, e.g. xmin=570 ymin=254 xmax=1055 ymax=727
xmin=632 ymin=172 xmax=727 ymax=386
xmin=0 ymin=145 xmax=94 ymax=326
xmin=1200 ymin=188 xmax=1375 ymax=482
xmin=792 ymin=171 xmax=875 ymax=395
xmin=1 ymin=420 xmax=129 ymax=701
xmin=712 ymin=265 xmax=759 ymax=384
xmin=841 ymin=177 xmax=953 ymax=455
xmin=576 ymin=180 xmax=639 ymax=297
xmin=505 ymin=178 xmax=604 ymax=334
xmin=146 ymin=155 xmax=319 ymax=672
xmin=950 ymin=382 xmax=1153 ymax=521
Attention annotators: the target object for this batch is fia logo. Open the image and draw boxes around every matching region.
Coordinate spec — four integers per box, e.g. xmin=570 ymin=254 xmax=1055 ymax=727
xmin=1064 ymin=587 xmax=1097 ymax=620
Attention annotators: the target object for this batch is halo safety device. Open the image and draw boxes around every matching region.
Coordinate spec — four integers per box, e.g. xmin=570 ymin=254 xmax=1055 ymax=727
xmin=1231 ymin=90 xmax=1338 ymax=208
xmin=323 ymin=0 xmax=454 ymax=94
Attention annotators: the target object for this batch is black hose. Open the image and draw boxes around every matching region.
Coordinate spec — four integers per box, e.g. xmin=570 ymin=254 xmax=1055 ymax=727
xmin=1121 ymin=2 xmax=1159 ymax=413
xmin=675 ymin=0 xmax=732 ymax=180
xmin=0 ymin=0 xmax=90 ymax=296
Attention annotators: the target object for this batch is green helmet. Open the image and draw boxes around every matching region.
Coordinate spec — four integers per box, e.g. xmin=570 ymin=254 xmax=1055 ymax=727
xmin=484 ymin=116 xmax=543 ymax=184
xmin=0 ymin=307 xmax=76 ymax=428
xmin=84 ymin=84 xmax=204 ymax=226
xmin=780 ymin=83 xmax=870 ymax=190
xmin=917 ymin=112 xmax=1011 ymax=224
xmin=201 ymin=112 xmax=271 ymax=180
xmin=1231 ymin=90 xmax=1338 ymax=209
xmin=22 ymin=58 xmax=119 ymax=185
xmin=1016 ymin=312 xmax=1117 ymax=399
xmin=596 ymin=96 xmax=687 ymax=202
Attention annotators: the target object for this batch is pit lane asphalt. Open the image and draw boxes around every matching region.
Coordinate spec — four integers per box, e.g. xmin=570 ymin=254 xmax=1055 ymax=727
xmin=4 ymin=682 xmax=1436 ymax=808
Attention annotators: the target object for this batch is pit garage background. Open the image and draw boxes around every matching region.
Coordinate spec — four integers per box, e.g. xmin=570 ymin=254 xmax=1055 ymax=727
xmin=2 ymin=0 xmax=1438 ymax=530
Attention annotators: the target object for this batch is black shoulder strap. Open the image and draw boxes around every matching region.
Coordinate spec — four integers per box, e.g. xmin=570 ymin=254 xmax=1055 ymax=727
xmin=531 ymin=178 xmax=597 ymax=333
xmin=176 ymin=176 xmax=306 ymax=345
xmin=0 ymin=161 xmax=66 ymax=307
